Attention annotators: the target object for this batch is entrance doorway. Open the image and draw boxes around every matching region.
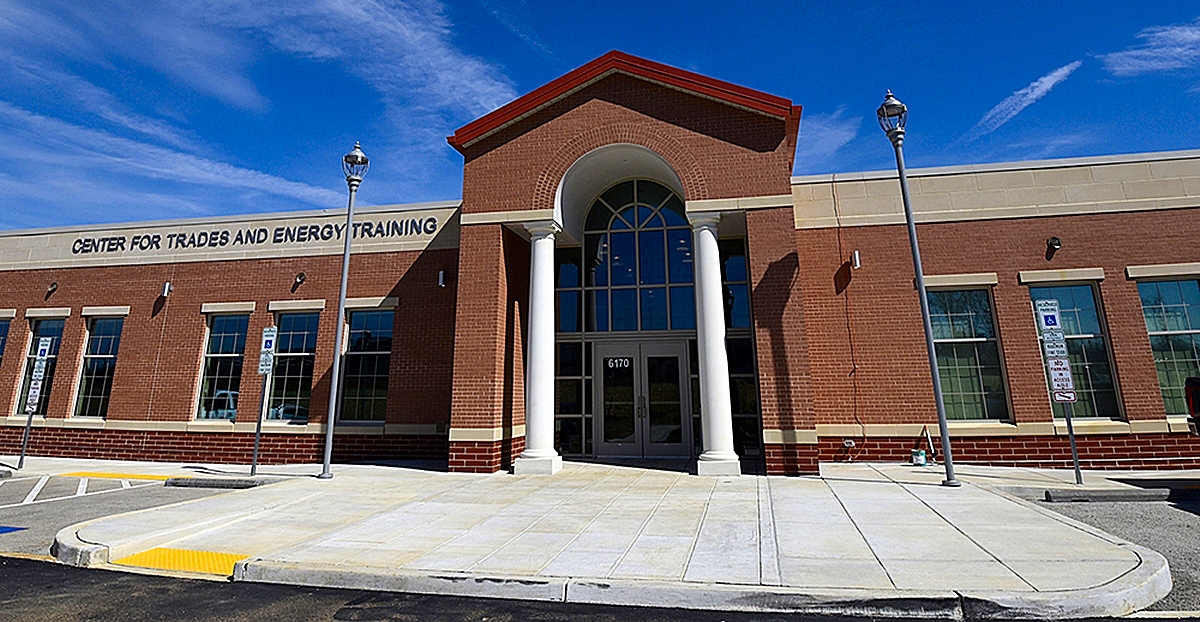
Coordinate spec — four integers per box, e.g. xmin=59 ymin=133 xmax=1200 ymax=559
xmin=594 ymin=341 xmax=692 ymax=457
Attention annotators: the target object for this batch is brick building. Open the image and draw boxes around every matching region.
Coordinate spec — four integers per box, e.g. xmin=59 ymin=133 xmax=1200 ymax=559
xmin=2 ymin=51 xmax=1199 ymax=474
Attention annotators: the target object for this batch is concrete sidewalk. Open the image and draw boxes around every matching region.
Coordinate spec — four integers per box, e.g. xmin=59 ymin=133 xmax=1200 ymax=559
xmin=16 ymin=456 xmax=1182 ymax=619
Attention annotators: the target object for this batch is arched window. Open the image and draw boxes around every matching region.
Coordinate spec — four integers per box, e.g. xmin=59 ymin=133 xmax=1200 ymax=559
xmin=579 ymin=180 xmax=695 ymax=332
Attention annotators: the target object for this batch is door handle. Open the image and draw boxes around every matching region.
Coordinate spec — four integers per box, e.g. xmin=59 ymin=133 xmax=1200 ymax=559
xmin=638 ymin=395 xmax=647 ymax=419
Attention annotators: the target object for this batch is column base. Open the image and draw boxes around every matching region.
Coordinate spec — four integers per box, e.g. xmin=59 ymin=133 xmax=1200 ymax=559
xmin=696 ymin=457 xmax=741 ymax=476
xmin=512 ymin=455 xmax=562 ymax=475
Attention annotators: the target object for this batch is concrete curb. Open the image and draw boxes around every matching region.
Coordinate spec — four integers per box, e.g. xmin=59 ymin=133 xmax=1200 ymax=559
xmin=959 ymin=543 xmax=1172 ymax=620
xmin=233 ymin=548 xmax=1170 ymax=620
xmin=164 ymin=477 xmax=272 ymax=489
xmin=50 ymin=522 xmax=110 ymax=568
xmin=991 ymin=485 xmax=1170 ymax=502
xmin=1042 ymin=488 xmax=1171 ymax=502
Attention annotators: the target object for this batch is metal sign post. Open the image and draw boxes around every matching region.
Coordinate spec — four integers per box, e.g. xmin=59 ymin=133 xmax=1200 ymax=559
xmin=1036 ymin=300 xmax=1083 ymax=485
xmin=18 ymin=337 xmax=53 ymax=470
xmin=251 ymin=327 xmax=277 ymax=476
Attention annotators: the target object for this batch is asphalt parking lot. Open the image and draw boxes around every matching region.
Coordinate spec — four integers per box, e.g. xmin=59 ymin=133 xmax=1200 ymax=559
xmin=1047 ymin=486 xmax=1200 ymax=613
xmin=0 ymin=472 xmax=219 ymax=557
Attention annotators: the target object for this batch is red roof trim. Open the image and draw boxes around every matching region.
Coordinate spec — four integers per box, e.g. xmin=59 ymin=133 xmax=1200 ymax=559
xmin=448 ymin=51 xmax=794 ymax=151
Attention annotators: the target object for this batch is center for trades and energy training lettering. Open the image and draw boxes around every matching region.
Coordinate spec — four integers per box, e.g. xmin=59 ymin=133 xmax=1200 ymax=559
xmin=69 ymin=217 xmax=440 ymax=255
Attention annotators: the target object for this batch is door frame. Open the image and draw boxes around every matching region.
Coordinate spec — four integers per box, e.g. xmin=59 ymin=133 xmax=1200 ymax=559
xmin=593 ymin=338 xmax=693 ymax=458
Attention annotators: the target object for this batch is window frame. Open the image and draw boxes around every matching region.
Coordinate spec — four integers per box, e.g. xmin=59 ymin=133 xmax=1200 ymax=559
xmin=267 ymin=312 xmax=320 ymax=422
xmin=1135 ymin=278 xmax=1200 ymax=417
xmin=195 ymin=313 xmax=251 ymax=420
xmin=1029 ymin=282 xmax=1123 ymax=420
xmin=73 ymin=316 xmax=125 ymax=418
xmin=0 ymin=319 xmax=9 ymax=366
xmin=577 ymin=178 xmax=695 ymax=333
xmin=17 ymin=317 xmax=66 ymax=417
xmin=339 ymin=309 xmax=394 ymax=424
xmin=926 ymin=286 xmax=1013 ymax=422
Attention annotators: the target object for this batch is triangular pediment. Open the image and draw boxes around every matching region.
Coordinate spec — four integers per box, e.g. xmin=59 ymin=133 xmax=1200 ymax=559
xmin=449 ymin=51 xmax=796 ymax=153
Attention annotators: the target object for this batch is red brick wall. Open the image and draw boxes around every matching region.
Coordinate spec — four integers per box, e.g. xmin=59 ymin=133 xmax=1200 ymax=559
xmin=0 ymin=248 xmax=458 ymax=454
xmin=459 ymin=73 xmax=796 ymax=214
xmin=806 ymin=432 xmax=1200 ymax=470
xmin=746 ymin=207 xmax=815 ymax=432
xmin=448 ymin=436 xmax=525 ymax=473
xmin=448 ymin=225 xmax=528 ymax=443
xmin=797 ymin=208 xmax=1200 ymax=428
xmin=764 ymin=442 xmax=820 ymax=475
xmin=0 ymin=426 xmax=447 ymax=465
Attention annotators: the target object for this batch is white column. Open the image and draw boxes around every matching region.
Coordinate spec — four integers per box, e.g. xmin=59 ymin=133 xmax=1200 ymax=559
xmin=513 ymin=221 xmax=563 ymax=475
xmin=691 ymin=213 xmax=741 ymax=476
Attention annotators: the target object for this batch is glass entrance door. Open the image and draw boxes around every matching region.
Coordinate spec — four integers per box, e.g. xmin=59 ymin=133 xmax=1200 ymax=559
xmin=595 ymin=341 xmax=691 ymax=457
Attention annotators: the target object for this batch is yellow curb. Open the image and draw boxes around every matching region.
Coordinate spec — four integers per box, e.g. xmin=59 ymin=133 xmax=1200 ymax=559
xmin=59 ymin=472 xmax=190 ymax=481
xmin=113 ymin=547 xmax=247 ymax=576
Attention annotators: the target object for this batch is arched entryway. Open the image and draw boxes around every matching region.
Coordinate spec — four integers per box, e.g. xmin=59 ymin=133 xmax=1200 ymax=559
xmin=547 ymin=178 xmax=764 ymax=470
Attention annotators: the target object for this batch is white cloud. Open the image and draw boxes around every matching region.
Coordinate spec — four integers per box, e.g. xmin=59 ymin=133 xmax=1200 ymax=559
xmin=478 ymin=0 xmax=554 ymax=57
xmin=794 ymin=108 xmax=862 ymax=171
xmin=2 ymin=54 xmax=206 ymax=154
xmin=967 ymin=61 xmax=1082 ymax=140
xmin=1100 ymin=18 xmax=1200 ymax=76
xmin=0 ymin=0 xmax=269 ymax=110
xmin=202 ymin=1 xmax=518 ymax=121
xmin=0 ymin=100 xmax=344 ymax=226
xmin=0 ymin=0 xmax=521 ymax=226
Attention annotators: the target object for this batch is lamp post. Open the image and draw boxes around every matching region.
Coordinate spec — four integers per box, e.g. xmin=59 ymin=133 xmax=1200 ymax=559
xmin=877 ymin=91 xmax=960 ymax=487
xmin=319 ymin=142 xmax=369 ymax=480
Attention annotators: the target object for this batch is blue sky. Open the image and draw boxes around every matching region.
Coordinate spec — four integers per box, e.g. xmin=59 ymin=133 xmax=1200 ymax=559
xmin=1 ymin=1 xmax=1198 ymax=230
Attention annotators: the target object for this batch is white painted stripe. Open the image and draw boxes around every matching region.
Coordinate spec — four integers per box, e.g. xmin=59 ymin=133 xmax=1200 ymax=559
xmin=23 ymin=476 xmax=49 ymax=504
xmin=76 ymin=478 xmax=88 ymax=496
xmin=121 ymin=479 xmax=132 ymax=489
xmin=0 ymin=480 xmax=158 ymax=510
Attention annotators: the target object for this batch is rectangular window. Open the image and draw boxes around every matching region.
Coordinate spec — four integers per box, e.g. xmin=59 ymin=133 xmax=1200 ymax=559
xmin=1030 ymin=285 xmax=1119 ymax=418
xmin=268 ymin=312 xmax=319 ymax=421
xmin=927 ymin=290 xmax=1009 ymax=420
xmin=1137 ymin=279 xmax=1200 ymax=416
xmin=18 ymin=319 xmax=65 ymax=416
xmin=197 ymin=314 xmax=249 ymax=420
xmin=0 ymin=320 xmax=9 ymax=363
xmin=74 ymin=317 xmax=124 ymax=417
xmin=719 ymin=239 xmax=751 ymax=329
xmin=341 ymin=310 xmax=393 ymax=422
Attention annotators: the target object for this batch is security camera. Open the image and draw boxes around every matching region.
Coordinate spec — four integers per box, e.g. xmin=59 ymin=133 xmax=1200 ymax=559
xmin=843 ymin=438 xmax=856 ymax=448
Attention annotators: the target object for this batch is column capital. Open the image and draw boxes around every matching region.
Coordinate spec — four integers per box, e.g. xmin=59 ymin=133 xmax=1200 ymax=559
xmin=523 ymin=220 xmax=561 ymax=239
xmin=688 ymin=212 xmax=722 ymax=230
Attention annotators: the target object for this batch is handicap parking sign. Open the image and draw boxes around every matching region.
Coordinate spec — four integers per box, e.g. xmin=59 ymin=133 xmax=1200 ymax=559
xmin=1035 ymin=300 xmax=1061 ymax=333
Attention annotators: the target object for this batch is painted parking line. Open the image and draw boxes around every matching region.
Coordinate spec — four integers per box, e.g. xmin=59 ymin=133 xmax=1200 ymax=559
xmin=22 ymin=477 xmax=49 ymax=504
xmin=0 ymin=526 xmax=27 ymax=535
xmin=0 ymin=477 xmax=159 ymax=510
xmin=113 ymin=547 xmax=248 ymax=576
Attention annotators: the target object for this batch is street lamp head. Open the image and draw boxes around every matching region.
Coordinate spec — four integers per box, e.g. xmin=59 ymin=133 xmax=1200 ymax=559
xmin=877 ymin=90 xmax=908 ymax=134
xmin=342 ymin=141 xmax=369 ymax=182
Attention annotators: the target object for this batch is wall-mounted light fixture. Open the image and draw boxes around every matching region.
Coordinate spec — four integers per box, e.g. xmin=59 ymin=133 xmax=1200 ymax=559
xmin=1045 ymin=236 xmax=1062 ymax=260
xmin=161 ymin=281 xmax=174 ymax=298
xmin=294 ymin=272 xmax=307 ymax=286
xmin=438 ymin=270 xmax=446 ymax=288
xmin=851 ymin=250 xmax=862 ymax=270
xmin=47 ymin=282 xmax=58 ymax=295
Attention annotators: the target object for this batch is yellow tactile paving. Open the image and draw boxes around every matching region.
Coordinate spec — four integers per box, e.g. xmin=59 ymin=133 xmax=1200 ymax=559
xmin=59 ymin=472 xmax=187 ymax=481
xmin=113 ymin=547 xmax=247 ymax=576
